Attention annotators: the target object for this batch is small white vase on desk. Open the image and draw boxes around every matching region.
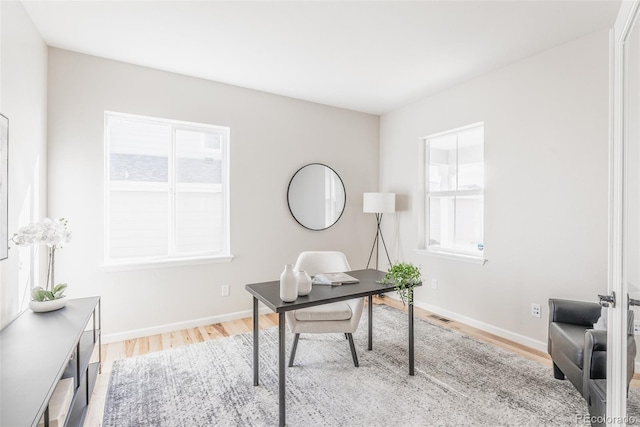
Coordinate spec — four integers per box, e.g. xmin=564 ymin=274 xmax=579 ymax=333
xmin=280 ymin=264 xmax=298 ymax=302
xmin=296 ymin=270 xmax=312 ymax=296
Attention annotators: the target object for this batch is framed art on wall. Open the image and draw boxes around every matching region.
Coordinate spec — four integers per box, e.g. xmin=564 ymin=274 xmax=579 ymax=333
xmin=0 ymin=114 xmax=7 ymax=260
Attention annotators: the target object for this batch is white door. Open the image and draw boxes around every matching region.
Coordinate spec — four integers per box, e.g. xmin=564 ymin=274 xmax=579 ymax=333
xmin=610 ymin=1 xmax=640 ymax=422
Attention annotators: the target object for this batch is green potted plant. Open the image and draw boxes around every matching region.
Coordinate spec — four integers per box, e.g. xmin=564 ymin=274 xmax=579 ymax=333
xmin=381 ymin=262 xmax=422 ymax=306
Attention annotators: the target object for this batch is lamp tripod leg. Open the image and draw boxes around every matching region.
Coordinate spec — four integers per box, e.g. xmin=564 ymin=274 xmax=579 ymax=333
xmin=378 ymin=222 xmax=392 ymax=266
xmin=366 ymin=221 xmax=380 ymax=269
xmin=366 ymin=212 xmax=392 ymax=270
xmin=375 ymin=213 xmax=385 ymax=299
xmin=374 ymin=213 xmax=392 ymax=267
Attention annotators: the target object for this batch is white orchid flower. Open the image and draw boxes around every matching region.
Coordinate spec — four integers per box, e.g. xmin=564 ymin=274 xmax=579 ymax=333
xmin=11 ymin=217 xmax=71 ymax=249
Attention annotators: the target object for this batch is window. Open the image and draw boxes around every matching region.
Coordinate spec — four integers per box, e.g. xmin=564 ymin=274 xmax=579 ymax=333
xmin=104 ymin=112 xmax=230 ymax=266
xmin=422 ymin=123 xmax=484 ymax=259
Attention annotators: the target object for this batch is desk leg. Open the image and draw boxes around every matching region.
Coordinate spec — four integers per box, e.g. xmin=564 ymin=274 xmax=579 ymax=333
xmin=409 ymin=289 xmax=415 ymax=376
xmin=368 ymin=295 xmax=373 ymax=351
xmin=278 ymin=312 xmax=286 ymax=427
xmin=253 ymin=297 xmax=259 ymax=386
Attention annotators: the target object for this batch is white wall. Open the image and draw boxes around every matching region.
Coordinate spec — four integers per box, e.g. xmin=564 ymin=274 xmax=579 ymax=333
xmin=47 ymin=48 xmax=379 ymax=339
xmin=380 ymin=29 xmax=610 ymax=352
xmin=3 ymin=7 xmax=611 ymax=352
xmin=0 ymin=1 xmax=48 ymax=329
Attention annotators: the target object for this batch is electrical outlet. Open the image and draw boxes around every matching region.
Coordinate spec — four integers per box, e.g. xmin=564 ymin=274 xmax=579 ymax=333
xmin=431 ymin=279 xmax=438 ymax=289
xmin=221 ymin=284 xmax=230 ymax=297
xmin=634 ymin=320 xmax=640 ymax=335
xmin=531 ymin=303 xmax=541 ymax=318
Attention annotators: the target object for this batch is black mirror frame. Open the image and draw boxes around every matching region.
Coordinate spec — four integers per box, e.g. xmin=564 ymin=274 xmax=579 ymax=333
xmin=287 ymin=163 xmax=346 ymax=231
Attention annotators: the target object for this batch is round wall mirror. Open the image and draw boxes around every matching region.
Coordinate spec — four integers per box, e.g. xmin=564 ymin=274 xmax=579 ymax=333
xmin=287 ymin=163 xmax=346 ymax=230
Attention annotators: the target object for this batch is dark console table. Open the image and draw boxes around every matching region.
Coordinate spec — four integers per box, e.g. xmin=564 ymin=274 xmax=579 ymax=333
xmin=0 ymin=297 xmax=101 ymax=427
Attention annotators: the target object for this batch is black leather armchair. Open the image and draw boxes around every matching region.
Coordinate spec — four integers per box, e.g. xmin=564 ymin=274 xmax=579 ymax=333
xmin=548 ymin=298 xmax=636 ymax=400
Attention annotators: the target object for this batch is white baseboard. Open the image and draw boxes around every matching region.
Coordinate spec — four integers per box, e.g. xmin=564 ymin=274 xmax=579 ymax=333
xmin=102 ymin=306 xmax=273 ymax=344
xmin=410 ymin=299 xmax=548 ymax=353
xmin=103 ymin=296 xmax=640 ymax=372
xmin=106 ymin=296 xmax=537 ymax=348
xmin=408 ymin=297 xmax=640 ymax=373
xmin=380 ymin=293 xmax=547 ymax=353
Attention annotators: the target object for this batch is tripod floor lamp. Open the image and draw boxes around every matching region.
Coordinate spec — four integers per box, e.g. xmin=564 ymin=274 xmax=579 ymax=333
xmin=363 ymin=192 xmax=395 ymax=269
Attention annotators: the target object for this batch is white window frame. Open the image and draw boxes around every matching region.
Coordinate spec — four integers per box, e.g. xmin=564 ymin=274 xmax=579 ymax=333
xmin=417 ymin=122 xmax=485 ymax=264
xmin=103 ymin=111 xmax=232 ymax=269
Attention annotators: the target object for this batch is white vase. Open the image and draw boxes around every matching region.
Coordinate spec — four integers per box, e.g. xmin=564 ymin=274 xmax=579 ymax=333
xmin=280 ymin=264 xmax=298 ymax=302
xmin=29 ymin=296 xmax=68 ymax=313
xmin=296 ymin=270 xmax=312 ymax=296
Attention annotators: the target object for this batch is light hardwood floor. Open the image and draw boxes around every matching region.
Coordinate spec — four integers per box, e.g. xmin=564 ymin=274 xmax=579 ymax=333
xmin=83 ymin=297 xmax=639 ymax=426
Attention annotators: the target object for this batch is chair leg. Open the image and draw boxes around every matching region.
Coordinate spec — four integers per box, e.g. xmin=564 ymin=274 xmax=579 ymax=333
xmin=288 ymin=333 xmax=300 ymax=367
xmin=346 ymin=333 xmax=359 ymax=367
xmin=345 ymin=333 xmax=348 ymax=340
xmin=553 ymin=362 xmax=565 ymax=380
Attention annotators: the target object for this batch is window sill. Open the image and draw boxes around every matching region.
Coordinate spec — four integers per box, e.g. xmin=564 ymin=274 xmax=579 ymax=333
xmin=415 ymin=249 xmax=486 ymax=265
xmin=102 ymin=255 xmax=234 ymax=272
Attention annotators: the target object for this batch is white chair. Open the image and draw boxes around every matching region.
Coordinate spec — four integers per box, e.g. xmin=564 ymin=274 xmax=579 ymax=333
xmin=286 ymin=251 xmax=364 ymax=367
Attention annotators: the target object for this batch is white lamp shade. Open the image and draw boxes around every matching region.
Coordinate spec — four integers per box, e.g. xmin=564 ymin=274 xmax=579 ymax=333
xmin=363 ymin=193 xmax=396 ymax=213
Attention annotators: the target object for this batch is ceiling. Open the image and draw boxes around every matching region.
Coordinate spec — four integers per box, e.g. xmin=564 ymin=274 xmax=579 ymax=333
xmin=21 ymin=0 xmax=621 ymax=115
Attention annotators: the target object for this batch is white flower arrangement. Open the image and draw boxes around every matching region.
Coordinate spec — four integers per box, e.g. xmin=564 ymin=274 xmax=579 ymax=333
xmin=11 ymin=217 xmax=71 ymax=248
xmin=11 ymin=218 xmax=71 ymax=301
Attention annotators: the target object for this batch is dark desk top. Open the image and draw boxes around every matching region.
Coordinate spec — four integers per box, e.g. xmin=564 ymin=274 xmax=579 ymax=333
xmin=246 ymin=269 xmax=419 ymax=313
xmin=0 ymin=297 xmax=100 ymax=427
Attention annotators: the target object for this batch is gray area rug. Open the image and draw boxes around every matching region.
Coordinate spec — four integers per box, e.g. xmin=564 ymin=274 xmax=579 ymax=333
xmin=104 ymin=305 xmax=640 ymax=426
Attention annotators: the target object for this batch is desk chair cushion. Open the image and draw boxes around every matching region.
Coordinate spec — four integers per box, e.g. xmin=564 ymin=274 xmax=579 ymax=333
xmin=294 ymin=302 xmax=352 ymax=322
xmin=286 ymin=298 xmax=364 ymax=334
